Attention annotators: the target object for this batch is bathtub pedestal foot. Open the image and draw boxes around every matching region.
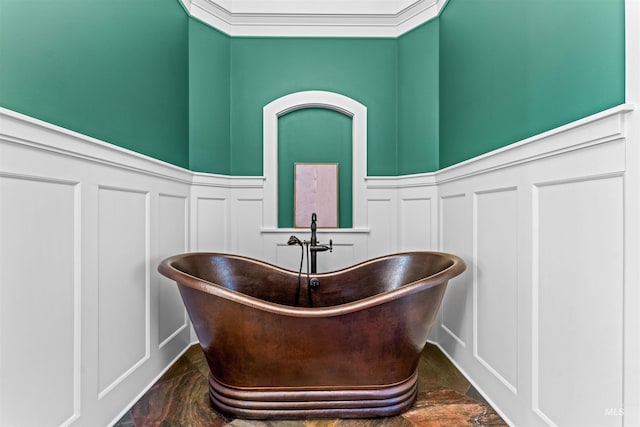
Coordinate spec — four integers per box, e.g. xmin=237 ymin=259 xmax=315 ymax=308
xmin=208 ymin=370 xmax=418 ymax=419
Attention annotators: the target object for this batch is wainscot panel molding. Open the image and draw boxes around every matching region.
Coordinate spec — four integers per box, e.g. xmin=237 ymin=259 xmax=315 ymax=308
xmin=157 ymin=194 xmax=189 ymax=349
xmin=432 ymin=104 xmax=635 ymax=426
xmin=534 ymin=176 xmax=623 ymax=427
xmin=0 ymin=175 xmax=80 ymax=427
xmin=2 ymin=103 xmax=639 ymax=426
xmin=0 ymin=107 xmax=194 ymax=427
xmin=261 ymin=228 xmax=370 ymax=272
xmin=473 ymin=187 xmax=518 ymax=395
xmin=180 ymin=0 xmax=448 ymax=37
xmin=97 ymin=186 xmax=151 ymax=399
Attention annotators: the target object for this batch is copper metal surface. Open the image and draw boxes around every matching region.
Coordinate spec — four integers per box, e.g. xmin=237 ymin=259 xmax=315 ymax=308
xmin=158 ymin=252 xmax=466 ymax=419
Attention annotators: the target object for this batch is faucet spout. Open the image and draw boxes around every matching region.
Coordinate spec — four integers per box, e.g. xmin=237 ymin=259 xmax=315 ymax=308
xmin=310 ymin=241 xmax=332 ymax=253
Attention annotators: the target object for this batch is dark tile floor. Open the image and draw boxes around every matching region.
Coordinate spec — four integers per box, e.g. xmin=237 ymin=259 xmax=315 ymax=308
xmin=114 ymin=343 xmax=506 ymax=426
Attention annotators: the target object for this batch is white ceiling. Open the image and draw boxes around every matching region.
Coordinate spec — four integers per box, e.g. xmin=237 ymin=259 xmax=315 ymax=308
xmin=180 ymin=0 xmax=447 ymax=37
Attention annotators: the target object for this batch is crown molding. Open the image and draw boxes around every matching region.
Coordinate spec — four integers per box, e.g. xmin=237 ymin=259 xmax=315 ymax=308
xmin=180 ymin=0 xmax=447 ymax=37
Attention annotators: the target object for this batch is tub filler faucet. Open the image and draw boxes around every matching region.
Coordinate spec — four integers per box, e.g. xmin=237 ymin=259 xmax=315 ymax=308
xmin=309 ymin=213 xmax=332 ymax=274
xmin=286 ymin=213 xmax=333 ymax=305
xmin=287 ymin=213 xmax=333 ymax=274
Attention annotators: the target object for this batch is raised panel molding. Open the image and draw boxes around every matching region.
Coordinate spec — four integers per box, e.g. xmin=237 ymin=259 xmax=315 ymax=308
xmin=400 ymin=197 xmax=433 ymax=251
xmin=0 ymin=175 xmax=80 ymax=427
xmin=97 ymin=186 xmax=151 ymax=399
xmin=367 ymin=198 xmax=395 ymax=258
xmin=275 ymin=243 xmax=306 ymax=271
xmin=266 ymin=228 xmax=367 ymax=272
xmin=473 ymin=187 xmax=518 ymax=394
xmin=533 ymin=176 xmax=624 ymax=427
xmin=439 ymin=193 xmax=472 ymax=349
xmin=274 ymin=241 xmax=357 ymax=273
xmin=158 ymin=194 xmax=189 ymax=349
xmin=234 ymin=198 xmax=264 ymax=257
xmin=194 ymin=197 xmax=227 ymax=251
xmin=319 ymin=242 xmax=357 ymax=271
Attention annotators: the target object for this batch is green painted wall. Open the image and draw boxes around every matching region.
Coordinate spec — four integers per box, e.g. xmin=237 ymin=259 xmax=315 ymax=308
xmin=439 ymin=0 xmax=625 ymax=168
xmin=0 ymin=0 xmax=189 ymax=168
xmin=278 ymin=108 xmax=353 ymax=228
xmin=398 ymin=19 xmax=440 ymax=174
xmin=229 ymin=37 xmax=398 ymax=176
xmin=188 ymin=19 xmax=230 ymax=173
xmin=227 ymin=36 xmax=399 ymax=225
xmin=0 ymin=0 xmax=626 ymax=181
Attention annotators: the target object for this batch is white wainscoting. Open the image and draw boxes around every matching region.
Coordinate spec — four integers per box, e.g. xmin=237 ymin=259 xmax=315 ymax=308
xmin=0 ymin=174 xmax=80 ymax=427
xmin=1 ymin=103 xmax=638 ymax=426
xmin=0 ymin=109 xmax=194 ymax=427
xmin=262 ymin=228 xmax=370 ymax=273
xmin=432 ymin=105 xmax=635 ymax=426
xmin=97 ymin=186 xmax=150 ymax=399
xmin=474 ymin=186 xmax=518 ymax=394
xmin=157 ymin=193 xmax=189 ymax=349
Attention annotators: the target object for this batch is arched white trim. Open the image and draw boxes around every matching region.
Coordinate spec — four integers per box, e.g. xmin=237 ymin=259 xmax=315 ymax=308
xmin=263 ymin=90 xmax=367 ymax=229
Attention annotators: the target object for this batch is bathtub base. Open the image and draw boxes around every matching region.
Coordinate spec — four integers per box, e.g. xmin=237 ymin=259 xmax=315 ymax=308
xmin=208 ymin=370 xmax=418 ymax=419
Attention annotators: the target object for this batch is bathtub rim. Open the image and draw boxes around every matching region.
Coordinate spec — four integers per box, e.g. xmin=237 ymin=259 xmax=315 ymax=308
xmin=157 ymin=251 xmax=466 ymax=318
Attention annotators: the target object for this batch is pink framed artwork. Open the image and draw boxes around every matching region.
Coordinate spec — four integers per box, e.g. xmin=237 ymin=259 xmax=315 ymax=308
xmin=294 ymin=163 xmax=338 ymax=228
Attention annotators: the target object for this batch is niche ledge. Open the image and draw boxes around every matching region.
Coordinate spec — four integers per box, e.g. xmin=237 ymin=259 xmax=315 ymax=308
xmin=260 ymin=227 xmax=371 ymax=234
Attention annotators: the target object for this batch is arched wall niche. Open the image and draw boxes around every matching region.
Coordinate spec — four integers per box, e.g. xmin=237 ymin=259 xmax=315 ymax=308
xmin=263 ymin=90 xmax=367 ymax=230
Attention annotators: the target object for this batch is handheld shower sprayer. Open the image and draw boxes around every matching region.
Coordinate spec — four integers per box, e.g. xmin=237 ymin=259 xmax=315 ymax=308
xmin=288 ymin=235 xmax=304 ymax=305
xmin=288 ymin=235 xmax=303 ymax=246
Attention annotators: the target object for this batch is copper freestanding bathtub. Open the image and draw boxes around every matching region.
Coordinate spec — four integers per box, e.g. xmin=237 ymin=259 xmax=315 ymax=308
xmin=158 ymin=251 xmax=465 ymax=419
